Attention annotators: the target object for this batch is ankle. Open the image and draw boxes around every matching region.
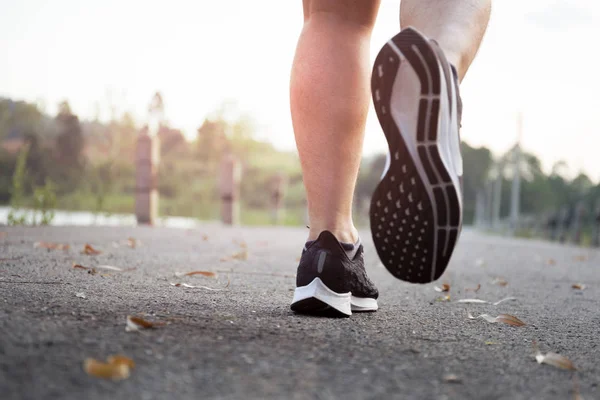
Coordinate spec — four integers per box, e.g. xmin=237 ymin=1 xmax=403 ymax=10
xmin=308 ymin=223 xmax=359 ymax=244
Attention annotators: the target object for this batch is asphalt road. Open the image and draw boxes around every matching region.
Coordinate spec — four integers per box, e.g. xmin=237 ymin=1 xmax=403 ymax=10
xmin=0 ymin=226 xmax=598 ymax=400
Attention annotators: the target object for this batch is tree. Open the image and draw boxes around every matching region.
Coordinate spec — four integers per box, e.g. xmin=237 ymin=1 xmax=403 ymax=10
xmin=55 ymin=101 xmax=84 ymax=168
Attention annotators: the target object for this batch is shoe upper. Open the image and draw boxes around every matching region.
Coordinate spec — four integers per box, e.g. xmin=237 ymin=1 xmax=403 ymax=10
xmin=296 ymin=231 xmax=379 ymax=299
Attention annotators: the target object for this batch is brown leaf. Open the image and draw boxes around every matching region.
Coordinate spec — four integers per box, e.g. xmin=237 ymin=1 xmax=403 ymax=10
xmin=73 ymin=263 xmax=89 ymax=270
xmin=468 ymin=312 xmax=526 ymax=326
xmin=492 ymin=277 xmax=508 ymax=287
xmin=82 ymin=244 xmax=102 ymax=255
xmin=201 ymin=234 xmax=209 ymax=241
xmin=84 ymin=357 xmax=131 ymax=381
xmin=126 ymin=315 xmax=165 ymax=332
xmin=0 ymin=232 xmax=7 ymax=239
xmin=183 ymin=270 xmax=217 ymax=278
xmin=106 ymin=355 xmax=136 ymax=369
xmin=34 ymin=241 xmax=70 ymax=251
xmin=127 ymin=237 xmax=139 ymax=248
xmin=574 ymin=255 xmax=587 ymax=262
xmin=547 ymin=258 xmax=556 ymax=265
xmin=495 ymin=314 xmax=526 ymax=327
xmin=170 ymin=275 xmax=231 ymax=291
xmin=434 ymin=283 xmax=450 ymax=292
xmin=571 ymin=283 xmax=586 ymax=290
xmin=536 ymin=351 xmax=577 ymax=370
xmin=465 ymin=284 xmax=481 ymax=293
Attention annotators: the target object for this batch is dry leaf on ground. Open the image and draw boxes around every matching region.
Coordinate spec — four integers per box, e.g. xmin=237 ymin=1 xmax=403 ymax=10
xmin=106 ymin=355 xmax=135 ymax=369
xmin=175 ymin=270 xmax=217 ymax=278
xmin=233 ymin=239 xmax=248 ymax=248
xmin=458 ymin=297 xmax=517 ymax=306
xmin=435 ymin=295 xmax=451 ymax=302
xmin=125 ymin=315 xmax=166 ymax=332
xmin=434 ymin=283 xmax=450 ymax=292
xmin=221 ymin=249 xmax=248 ymax=262
xmin=465 ymin=284 xmax=481 ymax=293
xmin=170 ymin=276 xmax=231 ymax=291
xmin=82 ymin=244 xmax=102 ymax=255
xmin=201 ymin=234 xmax=209 ymax=241
xmin=127 ymin=237 xmax=140 ymax=248
xmin=72 ymin=264 xmax=97 ymax=275
xmin=485 ymin=341 xmax=499 ymax=345
xmin=572 ymin=283 xmax=586 ymax=290
xmin=0 ymin=232 xmax=7 ymax=239
xmin=492 ymin=277 xmax=508 ymax=287
xmin=547 ymin=258 xmax=556 ymax=265
xmin=574 ymin=255 xmax=588 ymax=262
xmin=84 ymin=355 xmax=134 ymax=380
xmin=468 ymin=312 xmax=526 ymax=327
xmin=535 ymin=351 xmax=576 ymax=370
xmin=443 ymin=374 xmax=461 ymax=383
xmin=34 ymin=241 xmax=69 ymax=251
xmin=75 ymin=292 xmax=87 ymax=299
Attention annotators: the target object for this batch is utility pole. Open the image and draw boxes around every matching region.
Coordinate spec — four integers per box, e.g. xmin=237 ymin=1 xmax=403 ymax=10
xmin=509 ymin=113 xmax=523 ymax=235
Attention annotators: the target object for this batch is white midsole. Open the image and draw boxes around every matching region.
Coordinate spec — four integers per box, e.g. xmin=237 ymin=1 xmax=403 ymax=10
xmin=292 ymin=278 xmax=378 ymax=315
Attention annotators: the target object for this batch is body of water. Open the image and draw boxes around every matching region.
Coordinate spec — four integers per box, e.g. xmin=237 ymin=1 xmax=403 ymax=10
xmin=0 ymin=206 xmax=203 ymax=228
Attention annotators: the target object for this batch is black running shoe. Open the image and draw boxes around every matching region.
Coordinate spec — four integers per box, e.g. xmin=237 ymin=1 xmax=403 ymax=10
xmin=370 ymin=27 xmax=463 ymax=284
xmin=290 ymin=231 xmax=379 ymax=316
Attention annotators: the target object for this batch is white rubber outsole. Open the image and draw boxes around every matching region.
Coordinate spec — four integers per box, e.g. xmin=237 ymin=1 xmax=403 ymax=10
xmin=291 ymin=278 xmax=378 ymax=316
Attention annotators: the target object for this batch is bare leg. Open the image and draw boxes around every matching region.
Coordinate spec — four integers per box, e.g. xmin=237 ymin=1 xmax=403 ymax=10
xmin=400 ymin=0 xmax=492 ymax=81
xmin=290 ymin=0 xmax=381 ymax=243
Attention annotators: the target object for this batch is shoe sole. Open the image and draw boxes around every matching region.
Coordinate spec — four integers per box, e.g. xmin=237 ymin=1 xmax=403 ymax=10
xmin=370 ymin=27 xmax=462 ymax=283
xmin=291 ymin=278 xmax=378 ymax=316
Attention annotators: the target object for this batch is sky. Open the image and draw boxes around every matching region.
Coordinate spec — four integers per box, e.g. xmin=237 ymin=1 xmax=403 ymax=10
xmin=1 ymin=0 xmax=599 ymax=181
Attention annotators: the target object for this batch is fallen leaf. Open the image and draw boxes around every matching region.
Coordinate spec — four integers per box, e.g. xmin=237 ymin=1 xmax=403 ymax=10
xmin=84 ymin=356 xmax=133 ymax=380
xmin=73 ymin=264 xmax=88 ymax=270
xmin=0 ymin=232 xmax=6 ymax=239
xmin=536 ymin=351 xmax=576 ymax=370
xmin=170 ymin=276 xmax=231 ymax=291
xmin=458 ymin=297 xmax=517 ymax=306
xmin=88 ymin=269 xmax=98 ymax=275
xmin=175 ymin=270 xmax=217 ymax=278
xmin=574 ymin=255 xmax=587 ymax=262
xmin=75 ymin=292 xmax=87 ymax=299
xmin=221 ymin=249 xmax=248 ymax=262
xmin=125 ymin=315 xmax=165 ymax=332
xmin=443 ymin=374 xmax=461 ymax=383
xmin=492 ymin=277 xmax=508 ymax=287
xmin=465 ymin=284 xmax=481 ymax=293
xmin=435 ymin=295 xmax=451 ymax=302
xmin=468 ymin=312 xmax=525 ymax=327
xmin=434 ymin=283 xmax=450 ymax=292
xmin=34 ymin=241 xmax=69 ymax=251
xmin=547 ymin=258 xmax=556 ymax=265
xmin=106 ymin=355 xmax=135 ymax=369
xmin=96 ymin=265 xmax=125 ymax=272
xmin=571 ymin=283 xmax=586 ymax=290
xmin=485 ymin=341 xmax=499 ymax=345
xmin=201 ymin=234 xmax=209 ymax=241
xmin=82 ymin=244 xmax=102 ymax=255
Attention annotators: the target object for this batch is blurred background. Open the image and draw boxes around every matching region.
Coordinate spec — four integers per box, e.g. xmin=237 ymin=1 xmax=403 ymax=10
xmin=1 ymin=0 xmax=599 ymax=243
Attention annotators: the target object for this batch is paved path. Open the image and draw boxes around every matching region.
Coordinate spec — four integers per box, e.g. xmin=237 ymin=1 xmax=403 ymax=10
xmin=0 ymin=226 xmax=598 ymax=400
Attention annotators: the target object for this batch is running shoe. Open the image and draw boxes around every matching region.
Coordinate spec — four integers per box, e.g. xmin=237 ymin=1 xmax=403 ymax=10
xmin=370 ymin=27 xmax=463 ymax=284
xmin=291 ymin=231 xmax=378 ymax=316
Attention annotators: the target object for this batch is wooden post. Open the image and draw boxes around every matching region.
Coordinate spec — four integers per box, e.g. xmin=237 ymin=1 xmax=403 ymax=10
xmin=219 ymin=153 xmax=241 ymax=225
xmin=135 ymin=129 xmax=160 ymax=225
xmin=270 ymin=173 xmax=288 ymax=225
